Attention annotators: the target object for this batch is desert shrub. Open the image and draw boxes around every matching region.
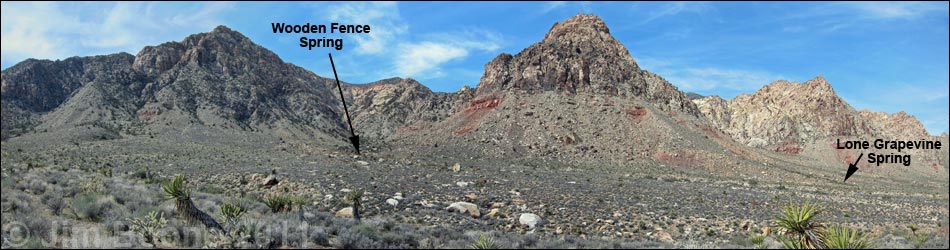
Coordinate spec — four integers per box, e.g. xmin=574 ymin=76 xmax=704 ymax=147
xmin=41 ymin=193 xmax=65 ymax=215
xmin=773 ymin=200 xmax=878 ymax=249
xmin=20 ymin=215 xmax=52 ymax=243
xmin=750 ymin=235 xmax=768 ymax=249
xmin=821 ymin=225 xmax=872 ymax=249
xmin=71 ymin=193 xmax=113 ymax=222
xmin=345 ymin=190 xmax=363 ymax=221
xmin=81 ymin=177 xmax=104 ymax=194
xmin=199 ymin=184 xmax=225 ymax=194
xmin=162 ymin=175 xmax=224 ymax=233
xmin=128 ymin=211 xmax=167 ymax=244
xmin=774 ymin=200 xmax=825 ymax=249
xmin=308 ymin=226 xmax=330 ymax=247
xmin=160 ymin=219 xmax=209 ymax=248
xmin=220 ymin=202 xmax=247 ymax=223
xmin=20 ymin=178 xmax=47 ymax=195
xmin=514 ymin=233 xmax=539 ymax=248
xmin=334 ymin=226 xmax=380 ymax=249
xmin=469 ymin=233 xmax=500 ymax=249
xmin=262 ymin=195 xmax=294 ymax=213
xmin=910 ymin=233 xmax=930 ymax=249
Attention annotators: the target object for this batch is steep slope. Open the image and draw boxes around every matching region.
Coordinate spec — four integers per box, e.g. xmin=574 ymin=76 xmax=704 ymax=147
xmin=1 ymin=53 xmax=136 ymax=136
xmin=692 ymin=95 xmax=731 ymax=131
xmin=858 ymin=110 xmax=930 ymax=140
xmin=474 ymin=14 xmax=700 ymax=117
xmin=385 ymin=14 xmax=750 ymax=170
xmin=718 ymin=77 xmax=875 ymax=150
xmin=344 ymin=77 xmax=473 ymax=142
xmin=1 ymin=26 xmax=351 ymax=145
xmin=691 ymin=76 xmax=945 ymax=176
xmin=128 ymin=26 xmax=347 ymax=142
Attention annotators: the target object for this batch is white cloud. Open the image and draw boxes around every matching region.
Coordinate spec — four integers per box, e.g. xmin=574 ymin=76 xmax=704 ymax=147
xmin=1 ymin=2 xmax=234 ymax=68
xmin=541 ymin=1 xmax=567 ymax=13
xmin=847 ymin=2 xmax=949 ymax=19
xmin=393 ymin=30 xmax=503 ymax=79
xmin=395 ymin=42 xmax=468 ymax=77
xmin=637 ymin=57 xmax=786 ymax=96
xmin=669 ymin=68 xmax=786 ymax=93
xmin=640 ymin=1 xmax=713 ymax=24
xmin=1 ymin=2 xmax=76 ymax=66
xmin=326 ymin=2 xmax=408 ymax=55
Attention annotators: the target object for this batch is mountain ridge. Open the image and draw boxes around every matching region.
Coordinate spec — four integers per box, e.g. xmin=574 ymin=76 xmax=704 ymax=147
xmin=1 ymin=16 xmax=942 ymax=174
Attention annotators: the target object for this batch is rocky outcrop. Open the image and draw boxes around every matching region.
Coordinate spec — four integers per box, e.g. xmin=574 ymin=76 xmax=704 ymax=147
xmin=2 ymin=25 xmax=351 ymax=143
xmin=345 ymin=77 xmax=472 ymax=141
xmin=692 ymin=95 xmax=731 ymax=130
xmin=473 ymin=14 xmax=700 ymax=117
xmin=859 ymin=110 xmax=930 ymax=140
xmin=716 ymin=76 xmax=875 ymax=148
xmin=1 ymin=53 xmax=137 ymax=132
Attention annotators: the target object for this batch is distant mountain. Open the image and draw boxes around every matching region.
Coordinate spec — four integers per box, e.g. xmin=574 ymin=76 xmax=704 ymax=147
xmin=382 ymin=14 xmax=744 ymax=168
xmin=858 ymin=110 xmax=930 ymax=140
xmin=1 ymin=53 xmax=136 ymax=137
xmin=2 ymin=26 xmax=350 ymax=144
xmin=693 ymin=77 xmax=877 ymax=151
xmin=474 ymin=14 xmax=700 ymax=117
xmin=684 ymin=92 xmax=704 ymax=100
xmin=1 ymin=15 xmax=941 ymax=174
xmin=344 ymin=77 xmax=472 ymax=141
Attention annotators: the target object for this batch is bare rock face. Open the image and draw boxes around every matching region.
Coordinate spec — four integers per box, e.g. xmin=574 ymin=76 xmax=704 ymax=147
xmin=858 ymin=110 xmax=930 ymax=140
xmin=692 ymin=95 xmax=731 ymax=130
xmin=345 ymin=77 xmax=472 ymax=142
xmin=716 ymin=76 xmax=876 ymax=149
xmin=2 ymin=25 xmax=353 ymax=144
xmin=474 ymin=14 xmax=699 ymax=117
xmin=1 ymin=53 xmax=137 ymax=132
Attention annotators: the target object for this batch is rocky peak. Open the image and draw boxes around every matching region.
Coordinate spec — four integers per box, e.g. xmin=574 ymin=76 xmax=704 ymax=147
xmin=133 ymin=25 xmax=282 ymax=78
xmin=473 ymin=14 xmax=697 ymax=116
xmin=2 ymin=53 xmax=135 ymax=113
xmin=722 ymin=76 xmax=874 ymax=149
xmin=542 ymin=14 xmax=612 ymax=42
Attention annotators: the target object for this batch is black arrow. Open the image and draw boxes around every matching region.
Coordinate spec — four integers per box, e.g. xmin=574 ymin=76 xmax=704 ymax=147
xmin=328 ymin=53 xmax=360 ymax=154
xmin=844 ymin=153 xmax=863 ymax=182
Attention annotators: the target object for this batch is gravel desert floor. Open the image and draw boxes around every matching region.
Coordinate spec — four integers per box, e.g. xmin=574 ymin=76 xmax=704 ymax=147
xmin=2 ymin=134 xmax=947 ymax=249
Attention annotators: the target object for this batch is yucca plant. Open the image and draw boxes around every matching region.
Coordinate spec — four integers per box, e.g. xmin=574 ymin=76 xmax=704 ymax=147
xmin=774 ymin=200 xmax=825 ymax=249
xmin=346 ymin=189 xmax=363 ymax=221
xmin=469 ymin=233 xmax=500 ymax=249
xmin=263 ymin=195 xmax=294 ymax=213
xmin=821 ymin=225 xmax=872 ymax=249
xmin=750 ymin=235 xmax=768 ymax=249
xmin=220 ymin=202 xmax=247 ymax=224
xmin=162 ymin=175 xmax=225 ymax=233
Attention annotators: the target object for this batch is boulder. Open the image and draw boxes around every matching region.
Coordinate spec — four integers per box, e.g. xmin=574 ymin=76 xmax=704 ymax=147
xmin=262 ymin=175 xmax=279 ymax=188
xmin=519 ymin=213 xmax=543 ymax=228
xmin=446 ymin=202 xmax=480 ymax=218
xmin=335 ymin=207 xmax=353 ymax=218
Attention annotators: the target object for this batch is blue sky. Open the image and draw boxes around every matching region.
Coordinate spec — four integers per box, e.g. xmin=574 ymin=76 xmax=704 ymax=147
xmin=2 ymin=1 xmax=948 ymax=134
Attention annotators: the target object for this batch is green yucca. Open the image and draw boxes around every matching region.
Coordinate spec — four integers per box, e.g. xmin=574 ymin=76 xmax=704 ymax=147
xmin=774 ymin=201 xmax=825 ymax=249
xmin=822 ymin=225 xmax=872 ymax=249
xmin=162 ymin=175 xmax=191 ymax=202
xmin=346 ymin=189 xmax=363 ymax=221
xmin=263 ymin=195 xmax=294 ymax=213
xmin=469 ymin=233 xmax=500 ymax=249
xmin=161 ymin=175 xmax=225 ymax=233
xmin=220 ymin=202 xmax=247 ymax=222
